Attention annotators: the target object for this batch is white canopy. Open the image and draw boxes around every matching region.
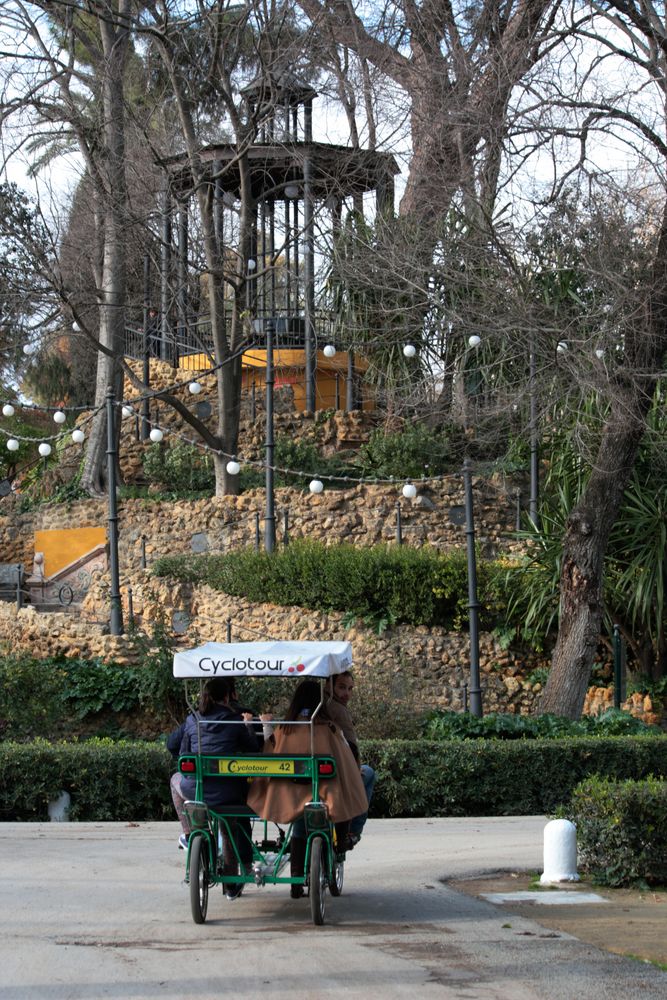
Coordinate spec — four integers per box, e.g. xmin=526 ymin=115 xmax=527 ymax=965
xmin=173 ymin=640 xmax=353 ymax=679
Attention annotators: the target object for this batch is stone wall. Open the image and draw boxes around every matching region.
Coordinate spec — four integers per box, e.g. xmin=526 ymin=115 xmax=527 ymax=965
xmin=0 ymin=474 xmax=523 ymax=582
xmin=2 ymin=578 xmax=659 ymax=724
xmin=1 ymin=575 xmax=548 ymax=715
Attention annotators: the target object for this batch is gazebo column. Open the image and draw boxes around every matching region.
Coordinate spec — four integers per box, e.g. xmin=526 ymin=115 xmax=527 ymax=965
xmin=176 ymin=201 xmax=189 ymax=365
xmin=304 ymin=154 xmax=316 ymax=411
xmin=159 ymin=186 xmax=172 ymax=364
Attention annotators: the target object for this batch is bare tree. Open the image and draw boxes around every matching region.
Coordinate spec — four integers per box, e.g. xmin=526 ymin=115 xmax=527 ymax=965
xmin=0 ymin=0 xmax=133 ymax=494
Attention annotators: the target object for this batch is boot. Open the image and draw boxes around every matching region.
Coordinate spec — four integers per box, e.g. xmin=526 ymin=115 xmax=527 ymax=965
xmin=289 ymin=836 xmax=306 ymax=899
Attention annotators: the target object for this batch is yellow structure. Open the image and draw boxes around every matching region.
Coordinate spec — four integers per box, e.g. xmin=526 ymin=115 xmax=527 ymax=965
xmin=179 ymin=348 xmax=373 ymax=411
xmin=34 ymin=527 xmax=106 ymax=579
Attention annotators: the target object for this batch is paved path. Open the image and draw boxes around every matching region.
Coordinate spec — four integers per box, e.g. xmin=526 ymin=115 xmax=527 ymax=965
xmin=1 ymin=817 xmax=666 ymax=1000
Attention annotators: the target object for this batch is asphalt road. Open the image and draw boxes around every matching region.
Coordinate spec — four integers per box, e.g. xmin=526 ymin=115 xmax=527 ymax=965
xmin=2 ymin=817 xmax=666 ymax=1000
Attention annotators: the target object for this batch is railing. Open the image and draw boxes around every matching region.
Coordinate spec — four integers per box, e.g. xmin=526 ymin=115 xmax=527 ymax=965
xmin=123 ymin=311 xmax=339 ymax=369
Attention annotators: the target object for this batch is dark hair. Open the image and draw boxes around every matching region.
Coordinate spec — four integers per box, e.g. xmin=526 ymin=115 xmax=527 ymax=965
xmin=284 ymin=680 xmax=332 ymax=723
xmin=199 ymin=677 xmax=235 ymax=714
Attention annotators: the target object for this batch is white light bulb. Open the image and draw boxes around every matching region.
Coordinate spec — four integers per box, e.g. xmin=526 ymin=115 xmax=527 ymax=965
xmin=71 ymin=429 xmax=85 ymax=444
xmin=247 ymin=258 xmax=256 ymax=271
xmin=468 ymin=335 xmax=481 ymax=348
xmin=53 ymin=410 xmax=66 ymax=424
xmin=149 ymin=428 xmax=164 ymax=443
xmin=2 ymin=404 xmax=15 ymax=418
xmin=402 ymin=482 xmax=417 ymax=499
xmin=403 ymin=344 xmax=416 ymax=358
xmin=226 ymin=459 xmax=240 ymax=476
xmin=557 ymin=341 xmax=568 ymax=354
xmin=323 ymin=344 xmax=336 ymax=358
xmin=38 ymin=442 xmax=52 ymax=457
xmin=6 ymin=438 xmax=19 ymax=452
xmin=122 ymin=405 xmax=134 ymax=418
xmin=309 ymin=479 xmax=324 ymax=494
xmin=72 ymin=321 xmax=81 ymax=332
xmin=188 ymin=381 xmax=202 ymax=395
xmin=23 ymin=343 xmax=35 ymax=356
xmin=595 ymin=348 xmax=605 ymax=360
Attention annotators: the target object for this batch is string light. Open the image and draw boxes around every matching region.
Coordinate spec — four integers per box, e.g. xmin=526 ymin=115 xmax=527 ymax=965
xmin=226 ymin=458 xmax=241 ymax=476
xmin=309 ymin=479 xmax=324 ymax=494
xmin=6 ymin=439 xmax=19 ymax=452
xmin=322 ymin=344 xmax=336 ymax=358
xmin=188 ymin=382 xmax=202 ymax=395
xmin=121 ymin=406 xmax=134 ymax=418
xmin=2 ymin=404 xmax=15 ymax=417
xmin=38 ymin=442 xmax=52 ymax=457
xmin=403 ymin=344 xmax=416 ymax=358
xmin=72 ymin=429 xmax=85 ymax=444
xmin=149 ymin=427 xmax=164 ymax=443
xmin=53 ymin=411 xmax=66 ymax=424
xmin=402 ymin=482 xmax=417 ymax=499
xmin=557 ymin=341 xmax=568 ymax=354
xmin=468 ymin=335 xmax=481 ymax=348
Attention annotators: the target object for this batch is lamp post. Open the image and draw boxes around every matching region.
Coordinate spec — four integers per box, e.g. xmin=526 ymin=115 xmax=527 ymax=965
xmin=105 ymin=386 xmax=124 ymax=636
xmin=529 ymin=337 xmax=539 ymax=528
xmin=141 ymin=253 xmax=151 ymax=440
xmin=463 ymin=457 xmax=483 ymax=717
xmin=265 ymin=318 xmax=276 ymax=553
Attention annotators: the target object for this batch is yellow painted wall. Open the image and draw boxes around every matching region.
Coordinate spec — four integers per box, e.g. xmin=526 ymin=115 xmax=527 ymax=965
xmin=35 ymin=528 xmax=106 ymax=579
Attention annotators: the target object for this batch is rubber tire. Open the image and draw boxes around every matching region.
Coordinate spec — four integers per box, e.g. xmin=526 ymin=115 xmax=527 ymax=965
xmin=309 ymin=837 xmax=327 ymax=925
xmin=329 ymin=857 xmax=344 ymax=897
xmin=189 ymin=834 xmax=209 ymax=924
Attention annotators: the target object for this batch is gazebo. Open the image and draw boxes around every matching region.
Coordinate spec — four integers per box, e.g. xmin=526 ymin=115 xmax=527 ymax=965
xmin=146 ymin=73 xmax=399 ymax=412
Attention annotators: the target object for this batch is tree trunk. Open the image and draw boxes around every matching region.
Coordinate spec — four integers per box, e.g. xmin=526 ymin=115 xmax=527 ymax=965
xmin=541 ymin=197 xmax=667 ymax=718
xmin=540 ymin=416 xmax=644 ymax=718
xmin=80 ymin=7 xmax=130 ymax=496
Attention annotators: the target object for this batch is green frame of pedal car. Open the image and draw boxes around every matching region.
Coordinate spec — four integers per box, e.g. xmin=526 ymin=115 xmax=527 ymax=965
xmin=172 ymin=639 xmax=356 ymax=926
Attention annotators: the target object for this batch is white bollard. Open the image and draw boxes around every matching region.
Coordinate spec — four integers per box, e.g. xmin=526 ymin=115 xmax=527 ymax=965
xmin=48 ymin=790 xmax=71 ymax=822
xmin=540 ymin=818 xmax=579 ymax=884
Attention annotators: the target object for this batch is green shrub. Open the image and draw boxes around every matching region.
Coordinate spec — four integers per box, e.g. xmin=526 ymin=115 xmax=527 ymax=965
xmin=0 ymin=638 xmax=186 ymax=741
xmin=2 ymin=735 xmax=666 ymax=821
xmin=0 ymin=655 xmax=68 ymax=739
xmin=273 ymin=436 xmax=359 ymax=487
xmin=565 ymin=775 xmax=667 ymax=886
xmin=357 ymin=421 xmax=464 ymax=479
xmin=0 ymin=739 xmax=172 ymax=821
xmin=361 ymin=735 xmax=667 ymax=818
xmin=143 ymin=441 xmax=214 ymax=493
xmin=422 ymin=708 xmax=660 ymax=741
xmin=152 ymin=540 xmax=501 ymax=631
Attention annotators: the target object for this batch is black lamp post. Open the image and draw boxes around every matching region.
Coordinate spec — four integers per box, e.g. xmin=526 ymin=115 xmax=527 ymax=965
xmin=529 ymin=337 xmax=539 ymax=528
xmin=105 ymin=385 xmax=124 ymax=636
xmin=463 ymin=457 xmax=483 ymax=717
xmin=265 ymin=318 xmax=276 ymax=553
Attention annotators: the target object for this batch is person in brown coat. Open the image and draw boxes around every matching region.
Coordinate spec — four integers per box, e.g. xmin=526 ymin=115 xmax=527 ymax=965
xmin=247 ymin=679 xmax=367 ymax=897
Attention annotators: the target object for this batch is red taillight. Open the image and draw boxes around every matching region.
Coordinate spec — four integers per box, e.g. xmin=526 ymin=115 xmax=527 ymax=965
xmin=318 ymin=762 xmax=334 ymax=776
xmin=180 ymin=760 xmax=196 ymax=773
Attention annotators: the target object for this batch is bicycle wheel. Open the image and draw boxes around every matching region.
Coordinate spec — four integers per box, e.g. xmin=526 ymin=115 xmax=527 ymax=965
xmin=309 ymin=837 xmax=327 ymax=926
xmin=189 ymin=834 xmax=209 ymax=924
xmin=329 ymin=856 xmax=344 ymax=897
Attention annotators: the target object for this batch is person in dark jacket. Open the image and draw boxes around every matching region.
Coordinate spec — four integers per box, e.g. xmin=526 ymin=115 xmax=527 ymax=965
xmin=168 ymin=677 xmax=262 ymax=898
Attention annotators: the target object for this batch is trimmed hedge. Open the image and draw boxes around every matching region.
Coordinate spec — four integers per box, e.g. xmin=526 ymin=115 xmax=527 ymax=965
xmin=0 ymin=739 xmax=172 ymax=821
xmin=152 ymin=540 xmax=499 ymax=630
xmin=361 ymin=736 xmax=667 ymax=817
xmin=422 ymin=708 xmax=660 ymax=740
xmin=565 ymin=775 xmax=667 ymax=886
xmin=3 ymin=735 xmax=667 ymax=821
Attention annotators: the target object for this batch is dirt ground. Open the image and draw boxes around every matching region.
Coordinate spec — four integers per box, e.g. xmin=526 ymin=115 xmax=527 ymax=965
xmin=450 ymin=872 xmax=667 ymax=969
